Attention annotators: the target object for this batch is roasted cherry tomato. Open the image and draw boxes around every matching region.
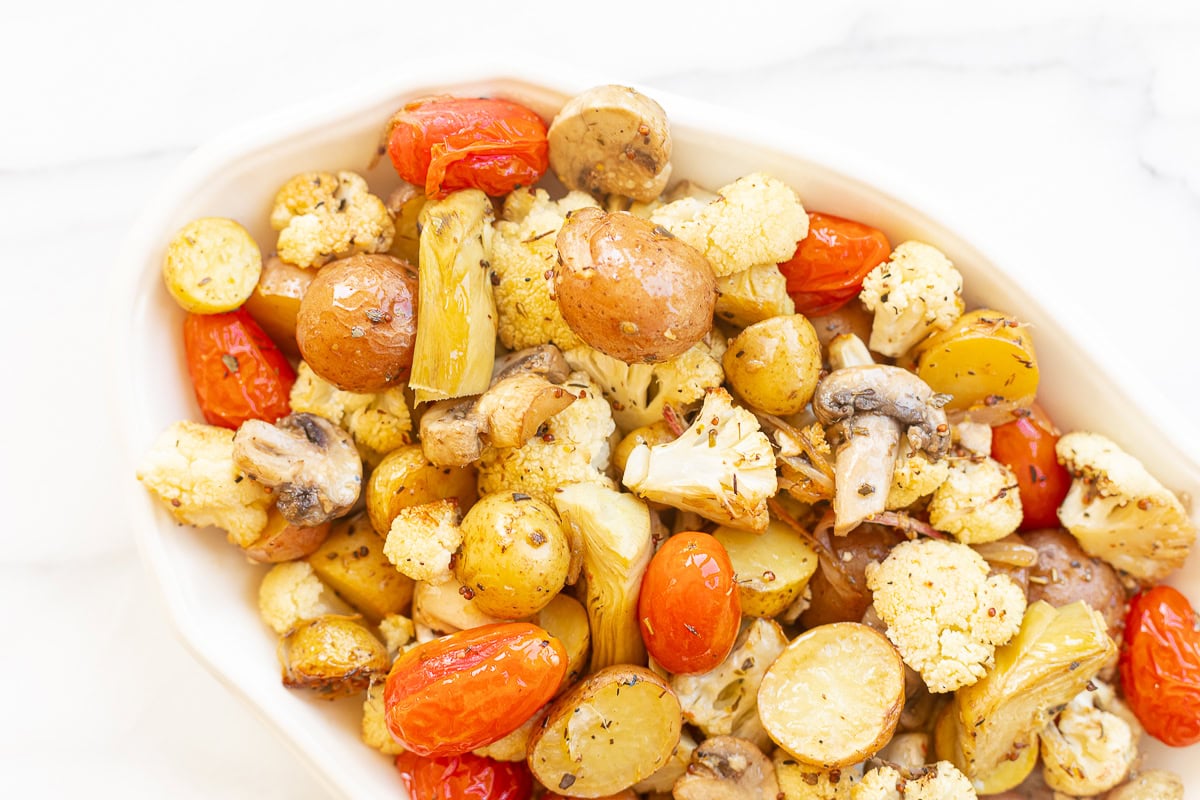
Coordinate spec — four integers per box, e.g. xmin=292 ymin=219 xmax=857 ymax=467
xmin=385 ymin=96 xmax=549 ymax=199
xmin=1120 ymin=585 xmax=1200 ymax=746
xmin=182 ymin=308 xmax=295 ymax=429
xmin=990 ymin=404 xmax=1071 ymax=530
xmin=394 ymin=751 xmax=533 ymax=800
xmin=638 ymin=531 xmax=741 ymax=675
xmin=384 ymin=622 xmax=567 ymax=757
xmin=778 ymin=212 xmax=891 ymax=316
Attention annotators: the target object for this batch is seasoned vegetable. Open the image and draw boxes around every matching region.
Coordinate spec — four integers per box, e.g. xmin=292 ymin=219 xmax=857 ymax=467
xmin=712 ymin=522 xmax=818 ymax=618
xmin=859 ymin=240 xmax=964 ymax=358
xmin=1120 ymin=586 xmax=1200 ymax=746
xmin=270 ymin=170 xmax=393 ymax=268
xmin=242 ymin=507 xmax=329 ymax=563
xmin=163 ymin=217 xmax=262 ymax=313
xmin=243 ymin=256 xmax=314 ymax=358
xmin=800 ymin=522 xmax=904 ymax=628
xmin=535 ymin=594 xmax=591 ymax=689
xmin=365 ymin=443 xmax=478 ymax=536
xmin=306 ymin=512 xmax=414 ymax=624
xmin=926 ymin=456 xmax=1023 ymax=545
xmin=394 ymin=751 xmax=532 ymax=800
xmin=382 ymin=499 xmax=462 ymax=583
xmin=277 ymin=615 xmax=389 ymax=698
xmin=411 ymin=576 xmax=502 ymax=634
xmin=778 ymin=211 xmax=891 ymax=317
xmin=1022 ymin=527 xmax=1126 ymax=637
xmin=990 ymin=405 xmax=1072 ymax=530
xmin=257 ymin=561 xmax=350 ymax=635
xmin=1040 ymin=684 xmax=1137 ymax=795
xmin=723 ymin=314 xmax=822 ymax=416
xmin=713 ymin=264 xmax=796 ymax=328
xmin=672 ymin=736 xmax=780 ymax=800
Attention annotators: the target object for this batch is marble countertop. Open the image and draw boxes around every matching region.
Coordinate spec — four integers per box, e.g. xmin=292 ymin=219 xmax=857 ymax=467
xmin=3 ymin=1 xmax=1198 ymax=796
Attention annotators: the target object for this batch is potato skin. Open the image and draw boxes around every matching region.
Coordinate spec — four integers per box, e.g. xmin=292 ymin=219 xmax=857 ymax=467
xmin=366 ymin=444 xmax=478 ymax=535
xmin=242 ymin=505 xmax=330 ymax=563
xmin=555 ymin=208 xmax=716 ymax=363
xmin=723 ymin=314 xmax=822 ymax=415
xmin=1023 ymin=528 xmax=1126 ymax=637
xmin=278 ymin=615 xmax=389 ymax=699
xmin=296 ymin=253 xmax=418 ymax=393
xmin=243 ymin=255 xmax=314 ymax=358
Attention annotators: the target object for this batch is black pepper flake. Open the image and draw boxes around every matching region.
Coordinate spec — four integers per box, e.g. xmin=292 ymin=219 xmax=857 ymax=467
xmin=197 ymin=276 xmax=212 ymax=286
xmin=558 ymin=774 xmax=576 ymax=791
xmin=512 ymin=492 xmax=532 ymax=502
xmin=221 ymin=354 xmax=239 ymax=374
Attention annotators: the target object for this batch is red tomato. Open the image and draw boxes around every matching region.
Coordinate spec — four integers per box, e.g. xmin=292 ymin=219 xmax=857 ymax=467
xmin=394 ymin=751 xmax=532 ymax=800
xmin=1120 ymin=585 xmax=1200 ymax=746
xmin=990 ymin=404 xmax=1071 ymax=530
xmin=384 ymin=622 xmax=567 ymax=757
xmin=183 ymin=308 xmax=295 ymax=429
xmin=638 ymin=532 xmax=741 ymax=675
xmin=778 ymin=212 xmax=891 ymax=316
xmin=385 ymin=96 xmax=549 ymax=199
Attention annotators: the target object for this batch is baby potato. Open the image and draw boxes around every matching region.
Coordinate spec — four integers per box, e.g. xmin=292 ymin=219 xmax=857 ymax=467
xmin=242 ymin=255 xmax=314 ymax=357
xmin=366 ymin=443 xmax=478 ymax=535
xmin=242 ymin=505 xmax=330 ymax=563
xmin=411 ymin=576 xmax=503 ymax=634
xmin=296 ymin=253 xmax=418 ymax=393
xmin=723 ymin=314 xmax=821 ymax=415
xmin=163 ymin=217 xmax=262 ymax=313
xmin=612 ymin=421 xmax=676 ymax=475
xmin=809 ymin=301 xmax=874 ymax=356
xmin=535 ymin=594 xmax=591 ymax=689
xmin=758 ymin=622 xmax=905 ymax=769
xmin=555 ymin=208 xmax=716 ymax=364
xmin=528 ymin=666 xmax=682 ymax=797
xmin=713 ymin=520 xmax=818 ymax=618
xmin=306 ymin=513 xmax=414 ymax=623
xmin=278 ymin=615 xmax=389 ymax=699
xmin=456 ymin=492 xmax=570 ymax=619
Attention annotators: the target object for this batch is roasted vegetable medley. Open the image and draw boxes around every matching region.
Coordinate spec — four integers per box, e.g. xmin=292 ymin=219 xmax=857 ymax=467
xmin=137 ymin=83 xmax=1199 ymax=799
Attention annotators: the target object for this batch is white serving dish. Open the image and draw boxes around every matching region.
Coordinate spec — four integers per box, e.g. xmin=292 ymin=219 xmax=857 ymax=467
xmin=112 ymin=64 xmax=1200 ymax=798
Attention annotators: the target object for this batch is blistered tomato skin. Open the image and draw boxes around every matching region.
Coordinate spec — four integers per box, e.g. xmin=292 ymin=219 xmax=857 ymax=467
xmin=386 ymin=96 xmax=549 ymax=199
xmin=1120 ymin=586 xmax=1200 ymax=747
xmin=384 ymin=622 xmax=567 ymax=757
xmin=990 ymin=405 xmax=1071 ymax=530
xmin=394 ymin=751 xmax=533 ymax=800
xmin=183 ymin=308 xmax=295 ymax=429
xmin=638 ymin=532 xmax=741 ymax=675
xmin=778 ymin=212 xmax=891 ymax=317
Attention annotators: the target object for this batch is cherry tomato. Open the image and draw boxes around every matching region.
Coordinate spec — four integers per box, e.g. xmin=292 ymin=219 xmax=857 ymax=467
xmin=1120 ymin=585 xmax=1200 ymax=746
xmin=638 ymin=531 xmax=741 ymax=675
xmin=183 ymin=308 xmax=295 ymax=429
xmin=394 ymin=751 xmax=532 ymax=800
xmin=990 ymin=404 xmax=1071 ymax=530
xmin=384 ymin=622 xmax=567 ymax=757
xmin=385 ymin=96 xmax=549 ymax=199
xmin=778 ymin=212 xmax=891 ymax=316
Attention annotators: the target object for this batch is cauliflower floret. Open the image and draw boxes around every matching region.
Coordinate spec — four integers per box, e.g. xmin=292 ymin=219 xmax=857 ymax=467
xmin=866 ymin=538 xmax=1026 ymax=692
xmin=382 ymin=499 xmax=462 ymax=583
xmin=290 ymin=361 xmax=412 ymax=463
xmin=887 ymin=440 xmax=951 ymax=510
xmin=361 ymin=682 xmax=405 ymax=755
xmin=714 ymin=264 xmax=796 ymax=328
xmin=378 ymin=613 xmax=415 ymax=658
xmin=851 ymin=761 xmax=976 ymax=799
xmin=490 ymin=187 xmax=600 ymax=350
xmin=1040 ymin=683 xmax=1137 ymax=796
xmin=564 ymin=331 xmax=726 ymax=432
xmin=858 ymin=241 xmax=964 ymax=357
xmin=622 ymin=387 xmax=778 ymax=531
xmin=270 ymin=171 xmax=393 ymax=268
xmin=953 ymin=421 xmax=992 ymax=456
xmin=650 ymin=172 xmax=808 ymax=278
xmin=1056 ymin=431 xmax=1196 ymax=582
xmin=774 ymin=753 xmax=862 ymax=800
xmin=476 ymin=371 xmax=616 ymax=503
xmin=927 ymin=457 xmax=1022 ymax=544
xmin=1107 ymin=770 xmax=1185 ymax=800
xmin=257 ymin=561 xmax=348 ymax=635
xmin=136 ymin=420 xmax=272 ymax=547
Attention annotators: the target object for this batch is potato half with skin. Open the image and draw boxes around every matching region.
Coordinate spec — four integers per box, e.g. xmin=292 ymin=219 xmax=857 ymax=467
xmin=535 ymin=594 xmax=591 ymax=690
xmin=163 ymin=217 xmax=262 ymax=313
xmin=242 ymin=505 xmax=330 ymax=563
xmin=555 ymin=208 xmax=716 ymax=364
xmin=527 ymin=666 xmax=682 ymax=797
xmin=296 ymin=253 xmax=418 ymax=393
xmin=713 ymin=520 xmax=818 ymax=618
xmin=243 ymin=256 xmax=314 ymax=358
xmin=758 ymin=622 xmax=905 ymax=769
xmin=306 ymin=513 xmax=414 ymax=624
xmin=278 ymin=615 xmax=389 ymax=699
xmin=366 ymin=443 xmax=478 ymax=536
xmin=723 ymin=314 xmax=822 ymax=415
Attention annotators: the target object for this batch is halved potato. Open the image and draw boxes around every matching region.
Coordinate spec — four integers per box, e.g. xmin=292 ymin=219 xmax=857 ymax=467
xmin=163 ymin=217 xmax=262 ymax=313
xmin=278 ymin=615 xmax=389 ymax=699
xmin=535 ymin=594 xmax=591 ymax=689
xmin=713 ymin=521 xmax=818 ymax=618
xmin=527 ymin=666 xmax=682 ymax=797
xmin=306 ymin=513 xmax=414 ymax=623
xmin=242 ymin=505 xmax=330 ymax=563
xmin=758 ymin=622 xmax=904 ymax=769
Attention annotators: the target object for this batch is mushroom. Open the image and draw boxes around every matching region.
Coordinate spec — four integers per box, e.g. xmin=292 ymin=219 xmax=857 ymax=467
xmin=813 ymin=335 xmax=950 ymax=534
xmin=233 ymin=413 xmax=362 ymax=526
xmin=672 ymin=736 xmax=780 ymax=800
xmin=547 ymin=85 xmax=672 ymax=203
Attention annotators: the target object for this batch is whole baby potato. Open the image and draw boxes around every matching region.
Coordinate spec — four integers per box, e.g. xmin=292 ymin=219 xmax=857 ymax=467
xmin=455 ymin=492 xmax=570 ymax=619
xmin=1023 ymin=528 xmax=1126 ymax=638
xmin=296 ymin=253 xmax=418 ymax=393
xmin=555 ymin=208 xmax=716 ymax=364
xmin=723 ymin=314 xmax=822 ymax=415
xmin=243 ymin=255 xmax=315 ymax=358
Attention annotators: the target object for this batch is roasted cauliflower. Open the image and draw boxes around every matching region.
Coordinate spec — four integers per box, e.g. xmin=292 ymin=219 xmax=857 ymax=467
xmin=289 ymin=361 xmax=413 ymax=464
xmin=361 ymin=682 xmax=405 ymax=755
xmin=377 ymin=613 xmax=415 ymax=658
xmin=927 ymin=456 xmax=1023 ymax=544
xmin=257 ymin=561 xmax=348 ymax=635
xmin=270 ymin=171 xmax=393 ymax=268
xmin=851 ymin=761 xmax=976 ymax=799
xmin=1040 ymin=682 xmax=1137 ymax=795
xmin=382 ymin=499 xmax=462 ymax=583
xmin=886 ymin=440 xmax=951 ymax=510
xmin=858 ymin=241 xmax=964 ymax=357
xmin=774 ymin=753 xmax=862 ymax=800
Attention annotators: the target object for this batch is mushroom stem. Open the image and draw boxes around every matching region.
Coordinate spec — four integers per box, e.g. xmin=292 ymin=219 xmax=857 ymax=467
xmin=832 ymin=414 xmax=901 ymax=535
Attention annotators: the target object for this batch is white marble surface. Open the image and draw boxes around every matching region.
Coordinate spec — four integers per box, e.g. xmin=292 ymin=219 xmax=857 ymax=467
xmin=3 ymin=0 xmax=1199 ymax=797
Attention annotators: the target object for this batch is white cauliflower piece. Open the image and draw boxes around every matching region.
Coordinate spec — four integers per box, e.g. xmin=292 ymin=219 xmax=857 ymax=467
xmin=378 ymin=613 xmax=415 ymax=658
xmin=774 ymin=753 xmax=862 ymax=800
xmin=290 ymin=361 xmax=412 ymax=463
xmin=270 ymin=171 xmax=393 ymax=268
xmin=361 ymin=682 xmax=405 ymax=755
xmin=257 ymin=561 xmax=348 ymax=635
xmin=1040 ymin=683 xmax=1137 ymax=796
xmin=714 ymin=264 xmax=796 ymax=328
xmin=564 ymin=331 xmax=726 ymax=432
xmin=953 ymin=421 xmax=993 ymax=457
xmin=382 ymin=499 xmax=462 ymax=583
xmin=622 ymin=388 xmax=778 ymax=531
xmin=927 ymin=457 xmax=1023 ymax=544
xmin=490 ymin=187 xmax=599 ymax=350
xmin=858 ymin=241 xmax=964 ymax=357
xmin=1106 ymin=771 xmax=1185 ymax=800
xmin=866 ymin=538 xmax=1026 ymax=693
xmin=650 ymin=172 xmax=808 ymax=278
xmin=886 ymin=440 xmax=951 ymax=510
xmin=136 ymin=420 xmax=272 ymax=547
xmin=477 ymin=371 xmax=616 ymax=503
xmin=851 ymin=761 xmax=976 ymax=799
xmin=1056 ymin=431 xmax=1196 ymax=582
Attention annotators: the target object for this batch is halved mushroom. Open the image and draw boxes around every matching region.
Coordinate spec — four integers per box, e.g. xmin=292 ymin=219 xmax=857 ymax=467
xmin=547 ymin=85 xmax=672 ymax=203
xmin=233 ymin=413 xmax=362 ymax=526
xmin=672 ymin=736 xmax=781 ymax=800
xmin=813 ymin=335 xmax=950 ymax=534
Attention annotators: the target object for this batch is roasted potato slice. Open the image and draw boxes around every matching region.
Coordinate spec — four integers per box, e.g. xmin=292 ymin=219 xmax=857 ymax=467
xmin=714 ymin=521 xmax=818 ymax=618
xmin=306 ymin=513 xmax=414 ymax=623
xmin=366 ymin=443 xmax=478 ymax=535
xmin=163 ymin=217 xmax=262 ymax=313
xmin=535 ymin=594 xmax=591 ymax=689
xmin=278 ymin=615 xmax=389 ymax=699
xmin=758 ymin=622 xmax=904 ymax=769
xmin=528 ymin=666 xmax=682 ymax=797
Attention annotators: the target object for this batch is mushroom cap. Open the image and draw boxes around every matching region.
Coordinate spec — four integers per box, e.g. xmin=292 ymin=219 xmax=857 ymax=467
xmin=812 ymin=364 xmax=951 ymax=459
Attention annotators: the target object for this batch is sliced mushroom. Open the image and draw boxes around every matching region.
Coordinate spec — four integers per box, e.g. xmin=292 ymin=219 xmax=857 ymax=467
xmin=547 ymin=85 xmax=672 ymax=203
xmin=419 ymin=397 xmax=485 ymax=467
xmin=672 ymin=736 xmax=780 ymax=800
xmin=492 ymin=344 xmax=571 ymax=383
xmin=233 ymin=413 xmax=362 ymax=526
xmin=476 ymin=373 xmax=575 ymax=448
